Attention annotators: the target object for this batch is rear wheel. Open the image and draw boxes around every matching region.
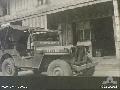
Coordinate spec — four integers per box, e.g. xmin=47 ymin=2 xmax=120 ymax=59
xmin=47 ymin=60 xmax=72 ymax=76
xmin=2 ymin=58 xmax=18 ymax=76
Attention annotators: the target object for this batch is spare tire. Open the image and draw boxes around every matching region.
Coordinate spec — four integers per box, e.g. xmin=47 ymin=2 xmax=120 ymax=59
xmin=82 ymin=55 xmax=95 ymax=76
xmin=47 ymin=60 xmax=72 ymax=76
xmin=81 ymin=66 xmax=95 ymax=76
xmin=2 ymin=58 xmax=18 ymax=76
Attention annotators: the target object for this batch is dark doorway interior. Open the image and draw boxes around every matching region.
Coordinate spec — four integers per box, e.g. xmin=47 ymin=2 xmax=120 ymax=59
xmin=91 ymin=17 xmax=116 ymax=56
xmin=72 ymin=22 xmax=77 ymax=46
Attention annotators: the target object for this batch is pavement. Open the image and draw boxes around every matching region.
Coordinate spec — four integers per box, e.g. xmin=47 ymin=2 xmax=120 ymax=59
xmin=0 ymin=56 xmax=120 ymax=76
xmin=93 ymin=56 xmax=120 ymax=77
xmin=0 ymin=70 xmax=34 ymax=76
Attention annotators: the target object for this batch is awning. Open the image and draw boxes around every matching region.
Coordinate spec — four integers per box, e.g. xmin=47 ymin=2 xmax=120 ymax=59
xmin=0 ymin=0 xmax=112 ymax=24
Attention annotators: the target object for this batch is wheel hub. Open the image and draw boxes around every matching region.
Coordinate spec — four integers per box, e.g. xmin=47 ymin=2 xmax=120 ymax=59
xmin=53 ymin=67 xmax=64 ymax=76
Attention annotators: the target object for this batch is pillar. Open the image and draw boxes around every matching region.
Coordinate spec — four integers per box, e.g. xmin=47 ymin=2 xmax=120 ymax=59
xmin=113 ymin=0 xmax=120 ymax=59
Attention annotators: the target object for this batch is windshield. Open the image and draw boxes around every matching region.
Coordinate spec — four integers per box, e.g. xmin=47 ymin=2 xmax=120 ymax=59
xmin=33 ymin=31 xmax=59 ymax=41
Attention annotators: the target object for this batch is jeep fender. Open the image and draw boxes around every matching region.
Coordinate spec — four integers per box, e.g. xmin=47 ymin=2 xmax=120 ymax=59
xmin=0 ymin=50 xmax=21 ymax=69
xmin=0 ymin=53 xmax=13 ymax=71
xmin=38 ymin=54 xmax=73 ymax=72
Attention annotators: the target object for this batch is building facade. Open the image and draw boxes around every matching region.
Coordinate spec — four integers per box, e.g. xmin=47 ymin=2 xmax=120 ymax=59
xmin=0 ymin=0 xmax=120 ymax=59
xmin=0 ymin=0 xmax=7 ymax=17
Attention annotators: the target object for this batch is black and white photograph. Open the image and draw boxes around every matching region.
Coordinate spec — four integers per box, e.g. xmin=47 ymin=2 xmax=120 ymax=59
xmin=0 ymin=0 xmax=120 ymax=89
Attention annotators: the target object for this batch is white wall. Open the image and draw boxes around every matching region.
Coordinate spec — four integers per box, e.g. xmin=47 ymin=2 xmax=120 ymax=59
xmin=9 ymin=0 xmax=90 ymax=15
xmin=8 ymin=0 xmax=48 ymax=29
xmin=9 ymin=0 xmax=38 ymax=15
xmin=49 ymin=0 xmax=87 ymax=5
xmin=22 ymin=15 xmax=47 ymax=29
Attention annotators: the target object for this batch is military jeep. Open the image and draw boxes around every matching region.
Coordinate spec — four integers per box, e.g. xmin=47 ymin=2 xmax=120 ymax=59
xmin=0 ymin=25 xmax=97 ymax=76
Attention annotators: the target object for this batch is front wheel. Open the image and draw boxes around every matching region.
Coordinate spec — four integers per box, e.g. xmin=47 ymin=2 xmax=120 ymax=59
xmin=47 ymin=60 xmax=73 ymax=76
xmin=2 ymin=58 xmax=18 ymax=76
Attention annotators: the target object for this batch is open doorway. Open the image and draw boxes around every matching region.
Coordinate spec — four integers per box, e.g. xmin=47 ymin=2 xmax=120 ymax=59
xmin=91 ymin=17 xmax=116 ymax=57
xmin=72 ymin=22 xmax=77 ymax=46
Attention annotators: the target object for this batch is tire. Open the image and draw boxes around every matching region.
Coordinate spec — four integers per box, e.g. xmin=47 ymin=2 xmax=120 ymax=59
xmin=47 ymin=60 xmax=72 ymax=76
xmin=2 ymin=58 xmax=18 ymax=76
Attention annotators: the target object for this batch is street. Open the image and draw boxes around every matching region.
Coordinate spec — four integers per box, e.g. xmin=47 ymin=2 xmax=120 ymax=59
xmin=93 ymin=56 xmax=120 ymax=77
xmin=0 ymin=56 xmax=120 ymax=76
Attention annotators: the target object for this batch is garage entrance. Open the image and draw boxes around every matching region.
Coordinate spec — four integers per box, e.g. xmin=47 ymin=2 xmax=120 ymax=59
xmin=91 ymin=17 xmax=116 ymax=57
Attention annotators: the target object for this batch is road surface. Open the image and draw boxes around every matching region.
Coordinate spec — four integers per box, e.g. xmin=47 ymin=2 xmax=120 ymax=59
xmin=0 ymin=56 xmax=120 ymax=76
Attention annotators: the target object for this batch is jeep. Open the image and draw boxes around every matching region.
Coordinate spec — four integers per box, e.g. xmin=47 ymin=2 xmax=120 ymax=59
xmin=0 ymin=25 xmax=97 ymax=76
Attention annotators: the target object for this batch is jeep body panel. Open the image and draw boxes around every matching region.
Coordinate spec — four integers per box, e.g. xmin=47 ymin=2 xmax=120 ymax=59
xmin=19 ymin=54 xmax=43 ymax=69
xmin=36 ymin=45 xmax=72 ymax=53
xmin=30 ymin=45 xmax=72 ymax=69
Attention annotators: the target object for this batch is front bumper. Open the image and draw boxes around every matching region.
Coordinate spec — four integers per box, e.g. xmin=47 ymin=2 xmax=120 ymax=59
xmin=72 ymin=62 xmax=98 ymax=72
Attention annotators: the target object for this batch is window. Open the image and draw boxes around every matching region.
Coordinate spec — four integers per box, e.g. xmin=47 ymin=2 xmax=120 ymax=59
xmin=84 ymin=29 xmax=91 ymax=41
xmin=33 ymin=31 xmax=59 ymax=41
xmin=77 ymin=29 xmax=91 ymax=42
xmin=78 ymin=30 xmax=84 ymax=42
xmin=37 ymin=0 xmax=46 ymax=6
xmin=6 ymin=0 xmax=10 ymax=15
xmin=77 ymin=22 xmax=91 ymax=42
